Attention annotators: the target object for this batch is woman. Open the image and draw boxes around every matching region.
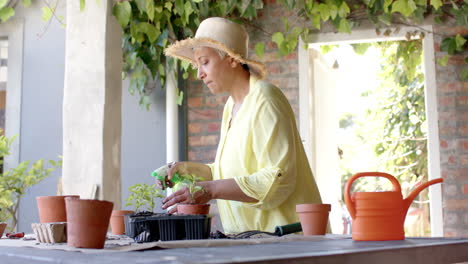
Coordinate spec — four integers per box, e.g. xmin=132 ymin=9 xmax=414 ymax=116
xmin=159 ymin=17 xmax=322 ymax=234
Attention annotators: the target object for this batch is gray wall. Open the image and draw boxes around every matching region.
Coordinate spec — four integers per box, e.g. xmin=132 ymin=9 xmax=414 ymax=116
xmin=121 ymin=79 xmax=167 ymax=213
xmin=15 ymin=2 xmax=66 ymax=232
xmin=13 ymin=2 xmax=167 ymax=232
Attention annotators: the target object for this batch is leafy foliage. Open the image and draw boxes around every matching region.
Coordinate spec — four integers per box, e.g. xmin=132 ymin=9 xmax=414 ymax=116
xmin=369 ymin=40 xmax=427 ymax=184
xmin=113 ymin=0 xmax=264 ymax=109
xmin=335 ymin=40 xmax=427 ymax=194
xmin=0 ymin=131 xmax=62 ymax=231
xmin=111 ymin=0 xmax=467 ymax=109
xmin=172 ymin=173 xmax=205 ymax=203
xmin=0 ymin=0 xmax=466 ymax=108
xmin=125 ymin=183 xmax=163 ymax=212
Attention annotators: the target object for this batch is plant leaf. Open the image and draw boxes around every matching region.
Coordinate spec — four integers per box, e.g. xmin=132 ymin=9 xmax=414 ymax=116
xmin=454 ymin=34 xmax=467 ymax=52
xmin=80 ymin=0 xmax=85 ymax=12
xmin=392 ymin=0 xmax=417 ymax=17
xmin=436 ymin=55 xmax=449 ymax=66
xmin=0 ymin=0 xmax=8 ymax=9
xmin=272 ymin=32 xmax=284 ymax=47
xmin=338 ymin=2 xmax=350 ymax=18
xmin=318 ymin=3 xmax=330 ymax=21
xmin=431 ymin=0 xmax=443 ymax=10
xmin=461 ymin=69 xmax=468 ymax=81
xmin=164 ymin=2 xmax=172 ymax=11
xmin=177 ymin=90 xmax=184 ymax=105
xmin=0 ymin=7 xmax=14 ymax=22
xmin=255 ymin=42 xmax=264 ymax=59
xmin=338 ymin=18 xmax=351 ymax=33
xmin=383 ymin=0 xmax=393 ymax=12
xmin=145 ymin=0 xmax=154 ymax=21
xmin=113 ymin=2 xmax=132 ymax=28
xmin=175 ymin=0 xmax=184 ymax=15
xmin=41 ymin=7 xmax=53 ymax=22
xmin=351 ymin=43 xmax=371 ymax=55
xmin=184 ymin=1 xmax=193 ymax=23
xmin=441 ymin=37 xmax=457 ymax=54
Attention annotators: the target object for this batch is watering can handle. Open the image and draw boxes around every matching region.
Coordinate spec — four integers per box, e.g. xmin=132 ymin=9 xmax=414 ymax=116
xmin=344 ymin=172 xmax=402 ymax=219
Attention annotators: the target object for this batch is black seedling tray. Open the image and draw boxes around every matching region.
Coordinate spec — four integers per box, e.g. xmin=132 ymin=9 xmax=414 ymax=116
xmin=124 ymin=213 xmax=211 ymax=243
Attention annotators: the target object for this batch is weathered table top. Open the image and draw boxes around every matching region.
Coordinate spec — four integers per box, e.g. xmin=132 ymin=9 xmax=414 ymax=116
xmin=1 ymin=236 xmax=467 ymax=264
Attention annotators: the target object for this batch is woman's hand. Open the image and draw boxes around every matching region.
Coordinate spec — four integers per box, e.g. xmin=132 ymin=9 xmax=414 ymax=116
xmin=154 ymin=162 xmax=213 ymax=189
xmin=154 ymin=162 xmax=189 ymax=189
xmin=162 ymin=182 xmax=212 ymax=214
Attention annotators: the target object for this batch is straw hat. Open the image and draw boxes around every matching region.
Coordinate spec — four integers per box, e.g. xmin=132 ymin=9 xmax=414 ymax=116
xmin=164 ymin=17 xmax=267 ymax=79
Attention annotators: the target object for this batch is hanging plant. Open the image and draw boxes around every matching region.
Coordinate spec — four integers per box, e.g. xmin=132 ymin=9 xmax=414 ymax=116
xmin=112 ymin=0 xmax=264 ymax=109
xmin=0 ymin=0 xmax=466 ymax=108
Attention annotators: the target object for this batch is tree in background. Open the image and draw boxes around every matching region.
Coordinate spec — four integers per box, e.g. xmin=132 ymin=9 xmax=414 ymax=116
xmin=336 ymin=40 xmax=429 ymax=235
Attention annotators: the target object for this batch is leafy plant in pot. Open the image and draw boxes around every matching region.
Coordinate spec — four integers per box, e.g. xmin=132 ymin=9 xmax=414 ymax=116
xmin=0 ymin=131 xmax=61 ymax=232
xmin=123 ymin=183 xmax=164 ymax=239
xmin=125 ymin=183 xmax=164 ymax=215
xmin=172 ymin=174 xmax=210 ymax=215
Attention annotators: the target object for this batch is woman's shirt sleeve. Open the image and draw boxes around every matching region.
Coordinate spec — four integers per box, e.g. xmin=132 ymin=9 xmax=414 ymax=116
xmin=234 ymin=97 xmax=297 ymax=210
xmin=205 ymin=163 xmax=215 ymax=180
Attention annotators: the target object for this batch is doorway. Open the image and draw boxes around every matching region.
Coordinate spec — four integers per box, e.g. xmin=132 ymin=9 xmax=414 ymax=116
xmin=299 ymin=26 xmax=443 ymax=236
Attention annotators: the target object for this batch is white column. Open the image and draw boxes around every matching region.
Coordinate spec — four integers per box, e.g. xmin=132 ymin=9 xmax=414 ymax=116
xmin=62 ymin=0 xmax=122 ymax=210
xmin=166 ymin=69 xmax=179 ymax=163
xmin=165 ymin=68 xmax=178 ymax=199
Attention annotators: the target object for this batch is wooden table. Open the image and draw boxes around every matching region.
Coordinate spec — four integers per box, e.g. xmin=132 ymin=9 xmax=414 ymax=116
xmin=0 ymin=236 xmax=467 ymax=264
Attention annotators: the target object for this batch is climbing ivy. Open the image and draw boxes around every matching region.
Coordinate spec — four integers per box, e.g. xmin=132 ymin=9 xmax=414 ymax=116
xmin=0 ymin=0 xmax=467 ymax=108
xmin=0 ymin=0 xmax=30 ymax=22
xmin=110 ymin=0 xmax=467 ymax=109
xmin=112 ymin=0 xmax=264 ymax=109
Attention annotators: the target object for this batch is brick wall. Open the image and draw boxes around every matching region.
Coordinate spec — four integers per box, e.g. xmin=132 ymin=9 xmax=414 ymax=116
xmin=433 ymin=21 xmax=468 ymax=237
xmin=185 ymin=2 xmax=468 ymax=236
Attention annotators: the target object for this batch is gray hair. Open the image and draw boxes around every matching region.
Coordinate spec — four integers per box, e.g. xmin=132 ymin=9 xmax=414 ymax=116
xmin=193 ymin=46 xmax=226 ymax=59
xmin=215 ymin=49 xmax=226 ymax=59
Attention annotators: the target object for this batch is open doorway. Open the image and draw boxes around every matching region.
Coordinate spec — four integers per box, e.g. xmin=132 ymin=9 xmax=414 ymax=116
xmin=299 ymin=26 xmax=443 ymax=236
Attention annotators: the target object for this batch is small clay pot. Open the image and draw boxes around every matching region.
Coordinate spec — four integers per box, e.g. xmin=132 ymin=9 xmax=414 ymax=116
xmin=0 ymin=223 xmax=7 ymax=238
xmin=177 ymin=204 xmax=210 ymax=215
xmin=296 ymin=203 xmax=331 ymax=235
xmin=65 ymin=198 xmax=113 ymax=249
xmin=36 ymin=195 xmax=80 ymax=223
xmin=110 ymin=210 xmax=134 ymax=235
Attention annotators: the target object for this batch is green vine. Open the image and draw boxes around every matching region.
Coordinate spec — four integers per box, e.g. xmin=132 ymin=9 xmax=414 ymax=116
xmin=111 ymin=0 xmax=467 ymax=109
xmin=113 ymin=0 xmax=264 ymax=109
xmin=0 ymin=0 xmax=31 ymax=22
xmin=1 ymin=1 xmax=467 ymax=108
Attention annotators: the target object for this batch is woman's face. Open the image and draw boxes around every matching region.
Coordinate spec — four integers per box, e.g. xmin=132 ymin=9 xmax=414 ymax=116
xmin=194 ymin=47 xmax=232 ymax=94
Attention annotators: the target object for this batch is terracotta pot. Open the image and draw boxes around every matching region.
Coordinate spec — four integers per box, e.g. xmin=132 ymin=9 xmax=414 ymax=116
xmin=36 ymin=195 xmax=80 ymax=223
xmin=65 ymin=198 xmax=113 ymax=249
xmin=296 ymin=203 xmax=331 ymax=235
xmin=110 ymin=210 xmax=134 ymax=235
xmin=0 ymin=223 xmax=6 ymax=238
xmin=177 ymin=204 xmax=210 ymax=215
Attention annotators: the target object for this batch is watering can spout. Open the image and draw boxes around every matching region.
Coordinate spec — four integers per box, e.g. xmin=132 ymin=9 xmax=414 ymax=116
xmin=403 ymin=178 xmax=443 ymax=213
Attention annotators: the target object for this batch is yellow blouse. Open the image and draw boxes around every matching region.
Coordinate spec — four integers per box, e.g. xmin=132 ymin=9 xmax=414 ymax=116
xmin=208 ymin=75 xmax=322 ymax=233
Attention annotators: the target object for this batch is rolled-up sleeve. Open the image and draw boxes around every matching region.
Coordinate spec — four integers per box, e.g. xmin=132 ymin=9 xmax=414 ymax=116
xmin=234 ymin=98 xmax=297 ymax=210
xmin=205 ymin=163 xmax=215 ymax=179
